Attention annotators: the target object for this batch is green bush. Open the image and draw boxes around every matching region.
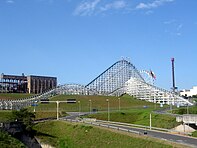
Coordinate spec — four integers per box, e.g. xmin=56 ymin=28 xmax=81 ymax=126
xmin=10 ymin=108 xmax=35 ymax=131
xmin=0 ymin=130 xmax=25 ymax=148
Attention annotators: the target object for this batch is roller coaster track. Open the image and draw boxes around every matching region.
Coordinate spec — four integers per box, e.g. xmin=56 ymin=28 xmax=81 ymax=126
xmin=85 ymin=60 xmax=144 ymax=95
xmin=125 ymin=78 xmax=192 ymax=106
xmin=0 ymin=59 xmax=193 ymax=110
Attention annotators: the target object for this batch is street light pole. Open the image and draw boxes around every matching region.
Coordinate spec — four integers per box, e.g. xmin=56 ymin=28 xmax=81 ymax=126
xmin=78 ymin=101 xmax=81 ymax=116
xmin=33 ymin=100 xmax=37 ymax=113
xmin=187 ymin=103 xmax=189 ymax=114
xmin=33 ymin=105 xmax=36 ymax=113
xmin=150 ymin=113 xmax=152 ymax=130
xmin=170 ymin=95 xmax=173 ymax=113
xmin=57 ymin=101 xmax=59 ymax=120
xmin=89 ymin=99 xmax=92 ymax=114
xmin=106 ymin=99 xmax=110 ymax=122
xmin=118 ymin=98 xmax=120 ymax=111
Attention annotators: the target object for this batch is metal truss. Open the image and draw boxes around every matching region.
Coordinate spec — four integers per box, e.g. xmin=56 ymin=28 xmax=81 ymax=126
xmin=0 ymin=89 xmax=57 ymax=110
xmin=0 ymin=84 xmax=96 ymax=109
xmin=124 ymin=78 xmax=193 ymax=106
xmin=55 ymin=83 xmax=97 ymax=95
xmin=85 ymin=59 xmax=144 ymax=95
xmin=0 ymin=59 xmax=193 ymax=110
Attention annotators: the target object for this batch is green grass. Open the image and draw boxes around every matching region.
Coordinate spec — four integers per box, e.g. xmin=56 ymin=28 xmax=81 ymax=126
xmin=0 ymin=130 xmax=25 ymax=148
xmin=34 ymin=111 xmax=68 ymax=120
xmin=0 ymin=111 xmax=12 ymax=122
xmin=34 ymin=120 xmax=183 ymax=148
xmin=192 ymin=131 xmax=197 ymax=137
xmin=28 ymin=94 xmax=163 ymax=120
xmin=87 ymin=109 xmax=179 ymax=129
xmin=0 ymin=93 xmax=34 ymax=100
xmin=0 ymin=94 xmax=177 ymax=129
xmin=31 ymin=94 xmax=160 ymax=112
xmin=0 ymin=109 xmax=65 ymax=121
xmin=31 ymin=94 xmax=175 ymax=129
xmin=172 ymin=106 xmax=197 ymax=114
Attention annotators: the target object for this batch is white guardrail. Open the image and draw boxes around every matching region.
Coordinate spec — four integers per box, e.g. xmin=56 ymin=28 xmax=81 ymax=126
xmin=61 ymin=118 xmax=191 ymax=136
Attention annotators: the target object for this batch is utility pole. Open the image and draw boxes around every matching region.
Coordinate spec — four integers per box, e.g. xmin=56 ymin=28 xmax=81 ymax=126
xmin=118 ymin=98 xmax=120 ymax=111
xmin=106 ymin=99 xmax=110 ymax=122
xmin=150 ymin=113 xmax=152 ymax=130
xmin=187 ymin=103 xmax=189 ymax=114
xmin=89 ymin=99 xmax=92 ymax=114
xmin=78 ymin=101 xmax=81 ymax=116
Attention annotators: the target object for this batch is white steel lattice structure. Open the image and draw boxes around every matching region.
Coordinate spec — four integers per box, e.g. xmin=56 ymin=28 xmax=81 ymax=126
xmin=85 ymin=60 xmax=144 ymax=96
xmin=0 ymin=59 xmax=193 ymax=110
xmin=124 ymin=77 xmax=192 ymax=106
xmin=139 ymin=70 xmax=155 ymax=85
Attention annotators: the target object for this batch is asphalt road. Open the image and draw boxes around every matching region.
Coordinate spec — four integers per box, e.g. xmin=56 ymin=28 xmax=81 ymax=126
xmin=94 ymin=120 xmax=197 ymax=147
xmin=60 ymin=112 xmax=197 ymax=147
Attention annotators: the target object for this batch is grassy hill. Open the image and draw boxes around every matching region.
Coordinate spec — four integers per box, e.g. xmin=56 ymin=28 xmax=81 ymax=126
xmin=30 ymin=94 xmax=161 ymax=119
xmin=0 ymin=93 xmax=34 ymax=100
xmin=172 ymin=106 xmax=197 ymax=114
xmin=87 ymin=109 xmax=179 ymax=129
xmin=34 ymin=120 xmax=185 ymax=148
xmin=0 ymin=94 xmax=179 ymax=130
xmin=32 ymin=94 xmax=160 ymax=112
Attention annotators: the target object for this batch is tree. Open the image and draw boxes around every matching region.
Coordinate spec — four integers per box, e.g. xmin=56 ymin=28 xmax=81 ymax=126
xmin=192 ymin=95 xmax=197 ymax=98
xmin=10 ymin=108 xmax=35 ymax=131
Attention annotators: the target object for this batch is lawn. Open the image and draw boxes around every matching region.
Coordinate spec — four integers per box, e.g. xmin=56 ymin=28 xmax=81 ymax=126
xmin=0 ymin=111 xmax=12 ymax=122
xmin=172 ymin=106 xmax=197 ymax=114
xmin=28 ymin=94 xmax=162 ymax=119
xmin=87 ymin=109 xmax=179 ymax=129
xmin=192 ymin=131 xmax=197 ymax=137
xmin=0 ymin=94 xmax=178 ymax=129
xmin=0 ymin=93 xmax=34 ymax=100
xmin=30 ymin=94 xmax=160 ymax=112
xmin=34 ymin=120 xmax=184 ymax=148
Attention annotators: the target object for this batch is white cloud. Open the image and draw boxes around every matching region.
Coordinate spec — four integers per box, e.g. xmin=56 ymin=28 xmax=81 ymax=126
xmin=163 ymin=19 xmax=176 ymax=24
xmin=100 ymin=0 xmax=127 ymax=12
xmin=6 ymin=0 xmax=14 ymax=4
xmin=136 ymin=0 xmax=174 ymax=10
xmin=164 ymin=19 xmax=183 ymax=36
xmin=73 ymin=0 xmax=101 ymax=16
xmin=177 ymin=24 xmax=183 ymax=31
xmin=73 ymin=0 xmax=174 ymax=16
xmin=145 ymin=10 xmax=154 ymax=15
xmin=73 ymin=0 xmax=129 ymax=16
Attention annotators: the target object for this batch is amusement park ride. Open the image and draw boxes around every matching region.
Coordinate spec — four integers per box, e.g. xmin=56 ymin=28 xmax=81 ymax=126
xmin=0 ymin=58 xmax=193 ymax=110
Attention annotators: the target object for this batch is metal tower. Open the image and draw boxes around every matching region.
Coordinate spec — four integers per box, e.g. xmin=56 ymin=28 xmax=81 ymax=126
xmin=171 ymin=58 xmax=177 ymax=93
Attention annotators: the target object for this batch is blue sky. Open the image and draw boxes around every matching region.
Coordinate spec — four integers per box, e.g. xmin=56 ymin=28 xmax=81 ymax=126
xmin=0 ymin=0 xmax=197 ymax=90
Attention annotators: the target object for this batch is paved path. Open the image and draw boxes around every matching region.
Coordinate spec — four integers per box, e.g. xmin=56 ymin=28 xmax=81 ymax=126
xmin=60 ymin=112 xmax=197 ymax=147
xmin=93 ymin=120 xmax=197 ymax=147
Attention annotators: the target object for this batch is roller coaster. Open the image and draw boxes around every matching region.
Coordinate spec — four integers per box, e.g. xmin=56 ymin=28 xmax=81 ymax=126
xmin=0 ymin=59 xmax=193 ymax=110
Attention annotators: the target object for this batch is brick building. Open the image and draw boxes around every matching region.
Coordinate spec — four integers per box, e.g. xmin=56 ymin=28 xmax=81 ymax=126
xmin=0 ymin=73 xmax=57 ymax=94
